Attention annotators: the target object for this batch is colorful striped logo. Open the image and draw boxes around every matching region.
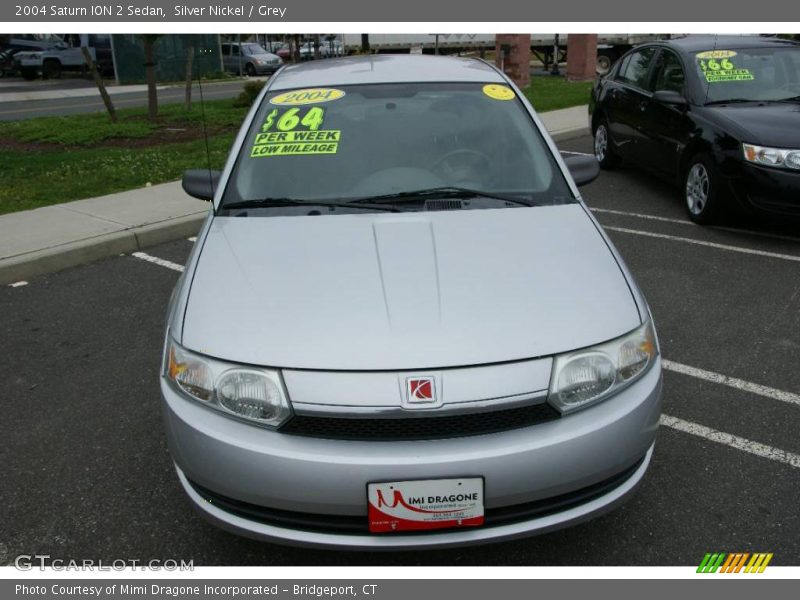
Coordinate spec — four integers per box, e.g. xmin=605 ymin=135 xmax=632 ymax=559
xmin=697 ymin=553 xmax=773 ymax=573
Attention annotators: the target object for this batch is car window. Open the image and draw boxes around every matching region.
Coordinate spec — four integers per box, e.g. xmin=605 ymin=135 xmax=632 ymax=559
xmin=617 ymin=47 xmax=657 ymax=90
xmin=694 ymin=45 xmax=800 ymax=102
xmin=614 ymin=54 xmax=631 ymax=80
xmin=653 ymin=50 xmax=686 ymax=93
xmin=232 ymin=45 xmax=240 ymax=56
xmin=221 ymin=82 xmax=574 ymax=212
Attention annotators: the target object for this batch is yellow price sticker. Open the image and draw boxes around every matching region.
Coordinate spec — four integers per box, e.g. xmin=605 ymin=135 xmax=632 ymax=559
xmin=482 ymin=84 xmax=516 ymax=101
xmin=270 ymin=88 xmax=345 ymax=106
xmin=696 ymin=50 xmax=738 ymax=60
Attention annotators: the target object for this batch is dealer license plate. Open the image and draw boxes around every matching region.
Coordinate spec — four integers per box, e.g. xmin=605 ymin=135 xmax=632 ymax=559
xmin=367 ymin=478 xmax=484 ymax=533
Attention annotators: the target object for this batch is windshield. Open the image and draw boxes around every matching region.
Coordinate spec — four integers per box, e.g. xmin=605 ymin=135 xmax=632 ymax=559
xmin=220 ymin=82 xmax=573 ymax=212
xmin=695 ymin=46 xmax=800 ymax=103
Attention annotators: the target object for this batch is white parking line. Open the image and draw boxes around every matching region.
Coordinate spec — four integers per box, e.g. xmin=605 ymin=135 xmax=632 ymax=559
xmin=8 ymin=281 xmax=28 ymax=288
xmin=604 ymin=226 xmax=800 ymax=263
xmin=592 ymin=207 xmax=800 ymax=243
xmin=592 ymin=207 xmax=691 ymax=226
xmin=188 ymin=237 xmax=197 ymax=243
xmin=660 ymin=414 xmax=800 ymax=469
xmin=131 ymin=252 xmax=184 ymax=272
xmin=663 ymin=360 xmax=800 ymax=407
xmin=711 ymin=225 xmax=800 ymax=243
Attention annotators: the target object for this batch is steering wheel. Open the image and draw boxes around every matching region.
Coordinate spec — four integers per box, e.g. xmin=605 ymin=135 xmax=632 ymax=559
xmin=431 ymin=149 xmax=492 ymax=183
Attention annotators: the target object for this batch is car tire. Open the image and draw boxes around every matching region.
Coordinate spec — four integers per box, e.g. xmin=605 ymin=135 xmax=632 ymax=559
xmin=245 ymin=63 xmax=255 ymax=77
xmin=593 ymin=121 xmax=622 ymax=169
xmin=683 ymin=154 xmax=722 ymax=225
xmin=42 ymin=59 xmax=61 ymax=79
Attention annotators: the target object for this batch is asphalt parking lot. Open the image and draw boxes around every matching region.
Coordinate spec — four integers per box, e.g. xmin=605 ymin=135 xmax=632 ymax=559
xmin=2 ymin=133 xmax=799 ymax=566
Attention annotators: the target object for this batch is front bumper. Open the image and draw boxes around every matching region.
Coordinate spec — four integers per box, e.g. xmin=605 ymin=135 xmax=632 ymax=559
xmin=727 ymin=162 xmax=800 ymax=216
xmin=161 ymin=358 xmax=662 ymax=549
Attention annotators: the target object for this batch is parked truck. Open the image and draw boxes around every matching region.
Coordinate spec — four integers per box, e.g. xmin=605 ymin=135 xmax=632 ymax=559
xmin=13 ymin=34 xmax=113 ymax=79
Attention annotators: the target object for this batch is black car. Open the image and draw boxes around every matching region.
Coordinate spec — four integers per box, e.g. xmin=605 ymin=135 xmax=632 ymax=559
xmin=590 ymin=35 xmax=800 ymax=224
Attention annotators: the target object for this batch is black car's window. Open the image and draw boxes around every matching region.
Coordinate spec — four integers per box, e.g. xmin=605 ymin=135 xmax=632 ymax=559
xmin=614 ymin=54 xmax=631 ymax=81
xmin=695 ymin=46 xmax=800 ymax=102
xmin=617 ymin=47 xmax=657 ymax=90
xmin=220 ymin=82 xmax=574 ymax=212
xmin=653 ymin=50 xmax=686 ymax=93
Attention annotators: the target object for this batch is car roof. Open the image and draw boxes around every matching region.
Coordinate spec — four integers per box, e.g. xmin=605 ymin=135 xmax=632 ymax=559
xmin=269 ymin=55 xmax=505 ymax=90
xmin=656 ymin=35 xmax=800 ymax=54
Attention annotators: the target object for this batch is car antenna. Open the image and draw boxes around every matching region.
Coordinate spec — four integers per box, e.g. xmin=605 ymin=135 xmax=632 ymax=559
xmin=196 ymin=73 xmax=215 ymax=200
xmin=702 ymin=35 xmax=719 ymax=105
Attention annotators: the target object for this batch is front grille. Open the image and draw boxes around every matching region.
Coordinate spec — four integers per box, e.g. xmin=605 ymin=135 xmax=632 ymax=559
xmin=279 ymin=402 xmax=560 ymax=441
xmin=187 ymin=454 xmax=646 ymax=536
xmin=425 ymin=199 xmax=463 ymax=211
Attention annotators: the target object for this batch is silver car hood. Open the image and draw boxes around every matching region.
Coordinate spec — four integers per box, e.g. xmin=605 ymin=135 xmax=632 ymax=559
xmin=181 ymin=204 xmax=640 ymax=370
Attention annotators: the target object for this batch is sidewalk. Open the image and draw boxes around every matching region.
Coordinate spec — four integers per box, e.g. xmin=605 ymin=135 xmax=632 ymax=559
xmin=0 ymin=105 xmax=590 ymax=285
xmin=0 ymin=77 xmax=264 ymax=104
xmin=0 ymin=184 xmax=208 ymax=284
xmin=0 ymin=83 xmax=166 ymax=104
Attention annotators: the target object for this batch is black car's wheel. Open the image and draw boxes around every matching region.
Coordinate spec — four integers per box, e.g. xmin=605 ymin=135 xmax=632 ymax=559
xmin=245 ymin=63 xmax=256 ymax=77
xmin=593 ymin=121 xmax=621 ymax=169
xmin=684 ymin=154 xmax=722 ymax=225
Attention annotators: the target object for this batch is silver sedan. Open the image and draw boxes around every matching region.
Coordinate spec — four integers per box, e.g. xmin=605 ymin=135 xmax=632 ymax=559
xmin=162 ymin=55 xmax=662 ymax=549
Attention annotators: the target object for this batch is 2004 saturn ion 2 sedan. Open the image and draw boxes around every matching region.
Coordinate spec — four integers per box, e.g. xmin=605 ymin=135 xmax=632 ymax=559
xmin=161 ymin=55 xmax=663 ymax=549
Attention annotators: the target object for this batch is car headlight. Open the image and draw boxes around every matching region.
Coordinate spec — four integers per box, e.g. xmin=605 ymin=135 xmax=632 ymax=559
xmin=548 ymin=321 xmax=658 ymax=414
xmin=743 ymin=143 xmax=800 ymax=170
xmin=165 ymin=337 xmax=292 ymax=428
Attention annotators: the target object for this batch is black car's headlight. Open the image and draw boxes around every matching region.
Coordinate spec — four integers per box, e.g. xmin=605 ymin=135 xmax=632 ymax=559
xmin=743 ymin=143 xmax=800 ymax=171
xmin=164 ymin=337 xmax=293 ymax=428
xmin=548 ymin=321 xmax=658 ymax=414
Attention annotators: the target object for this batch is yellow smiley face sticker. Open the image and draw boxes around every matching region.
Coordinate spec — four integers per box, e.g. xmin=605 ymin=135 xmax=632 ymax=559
xmin=482 ymin=84 xmax=516 ymax=101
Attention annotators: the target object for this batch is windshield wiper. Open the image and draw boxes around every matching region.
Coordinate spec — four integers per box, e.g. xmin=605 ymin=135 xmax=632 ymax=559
xmin=220 ymin=198 xmax=402 ymax=212
xmin=348 ymin=187 xmax=536 ymax=206
xmin=704 ymin=98 xmax=758 ymax=106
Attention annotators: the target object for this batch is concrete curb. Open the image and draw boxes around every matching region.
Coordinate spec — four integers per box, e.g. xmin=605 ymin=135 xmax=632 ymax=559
xmin=0 ymin=213 xmax=206 ymax=285
xmin=550 ymin=126 xmax=591 ymax=143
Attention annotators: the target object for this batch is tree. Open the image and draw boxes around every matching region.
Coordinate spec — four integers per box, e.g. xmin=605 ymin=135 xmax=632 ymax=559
xmin=81 ymin=46 xmax=117 ymax=122
xmin=138 ymin=34 xmax=163 ymax=121
xmin=292 ymin=34 xmax=301 ymax=63
xmin=184 ymin=40 xmax=195 ymax=111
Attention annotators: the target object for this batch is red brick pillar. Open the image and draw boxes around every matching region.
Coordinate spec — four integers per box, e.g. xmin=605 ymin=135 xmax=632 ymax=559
xmin=495 ymin=34 xmax=531 ymax=88
xmin=566 ymin=34 xmax=598 ymax=81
